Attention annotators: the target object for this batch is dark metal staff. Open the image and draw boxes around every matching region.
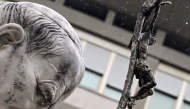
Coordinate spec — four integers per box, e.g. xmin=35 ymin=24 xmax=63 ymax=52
xmin=117 ymin=0 xmax=171 ymax=109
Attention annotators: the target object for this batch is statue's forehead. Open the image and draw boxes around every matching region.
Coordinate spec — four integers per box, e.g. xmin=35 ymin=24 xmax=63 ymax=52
xmin=0 ymin=2 xmax=82 ymax=54
xmin=18 ymin=2 xmax=82 ymax=53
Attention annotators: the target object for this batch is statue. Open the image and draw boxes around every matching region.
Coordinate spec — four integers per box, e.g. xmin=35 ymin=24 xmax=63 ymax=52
xmin=0 ymin=2 xmax=84 ymax=109
xmin=117 ymin=0 xmax=171 ymax=109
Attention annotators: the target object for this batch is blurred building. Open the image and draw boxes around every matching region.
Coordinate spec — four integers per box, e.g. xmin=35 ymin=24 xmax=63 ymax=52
xmin=2 ymin=0 xmax=190 ymax=109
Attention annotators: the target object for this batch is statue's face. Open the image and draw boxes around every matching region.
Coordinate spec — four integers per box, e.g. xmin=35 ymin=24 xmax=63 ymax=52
xmin=0 ymin=44 xmax=66 ymax=109
xmin=0 ymin=2 xmax=84 ymax=109
xmin=0 ymin=34 xmax=84 ymax=109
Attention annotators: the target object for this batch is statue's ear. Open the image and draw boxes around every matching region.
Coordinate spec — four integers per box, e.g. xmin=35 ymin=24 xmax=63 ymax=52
xmin=0 ymin=23 xmax=24 ymax=47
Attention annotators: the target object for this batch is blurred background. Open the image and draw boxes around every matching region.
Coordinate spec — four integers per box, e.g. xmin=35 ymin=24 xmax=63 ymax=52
xmin=2 ymin=0 xmax=190 ymax=109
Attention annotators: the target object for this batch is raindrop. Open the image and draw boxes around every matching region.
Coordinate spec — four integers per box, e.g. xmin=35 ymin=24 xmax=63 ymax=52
xmin=186 ymin=22 xmax=188 ymax=24
xmin=187 ymin=6 xmax=188 ymax=8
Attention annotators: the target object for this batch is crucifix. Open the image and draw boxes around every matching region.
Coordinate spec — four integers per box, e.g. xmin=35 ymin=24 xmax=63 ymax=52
xmin=117 ymin=0 xmax=172 ymax=109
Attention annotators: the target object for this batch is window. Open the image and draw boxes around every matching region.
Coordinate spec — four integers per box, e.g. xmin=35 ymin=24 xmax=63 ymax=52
xmin=107 ymin=54 xmax=130 ymax=90
xmin=105 ymin=54 xmax=137 ymax=100
xmin=155 ymin=71 xmax=183 ymax=96
xmin=183 ymin=83 xmax=190 ymax=109
xmin=147 ymin=71 xmax=183 ymax=109
xmin=64 ymin=0 xmax=108 ymax=21
xmin=113 ymin=12 xmax=136 ymax=32
xmin=81 ymin=42 xmax=111 ymax=91
xmin=104 ymin=86 xmax=122 ymax=101
xmin=182 ymin=102 xmax=190 ymax=109
xmin=148 ymin=90 xmax=175 ymax=109
xmin=83 ymin=43 xmax=111 ymax=74
xmin=184 ymin=83 xmax=190 ymax=102
xmin=80 ymin=70 xmax=101 ymax=91
xmin=164 ymin=32 xmax=190 ymax=55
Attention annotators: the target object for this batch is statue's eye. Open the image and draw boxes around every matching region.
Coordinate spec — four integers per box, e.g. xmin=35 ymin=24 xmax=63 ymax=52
xmin=36 ymin=99 xmax=52 ymax=107
xmin=35 ymin=81 xmax=57 ymax=107
xmin=35 ymin=84 xmax=51 ymax=107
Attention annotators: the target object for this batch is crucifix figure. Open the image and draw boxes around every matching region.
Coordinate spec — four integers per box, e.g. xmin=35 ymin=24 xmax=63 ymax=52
xmin=129 ymin=19 xmax=157 ymax=105
xmin=131 ymin=0 xmax=172 ymax=103
xmin=127 ymin=12 xmax=158 ymax=107
xmin=117 ymin=0 xmax=172 ymax=109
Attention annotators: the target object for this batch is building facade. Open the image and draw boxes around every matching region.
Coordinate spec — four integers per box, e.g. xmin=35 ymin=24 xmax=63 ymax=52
xmin=2 ymin=0 xmax=190 ymax=109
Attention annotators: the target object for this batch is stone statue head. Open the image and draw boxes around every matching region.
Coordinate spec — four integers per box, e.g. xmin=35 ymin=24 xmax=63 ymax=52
xmin=0 ymin=2 xmax=84 ymax=109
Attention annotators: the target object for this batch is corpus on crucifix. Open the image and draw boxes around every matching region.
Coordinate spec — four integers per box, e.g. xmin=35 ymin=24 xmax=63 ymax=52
xmin=117 ymin=0 xmax=172 ymax=109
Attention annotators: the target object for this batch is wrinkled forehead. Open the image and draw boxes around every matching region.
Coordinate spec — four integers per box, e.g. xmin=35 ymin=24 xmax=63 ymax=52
xmin=0 ymin=2 xmax=81 ymax=57
xmin=18 ymin=2 xmax=82 ymax=53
